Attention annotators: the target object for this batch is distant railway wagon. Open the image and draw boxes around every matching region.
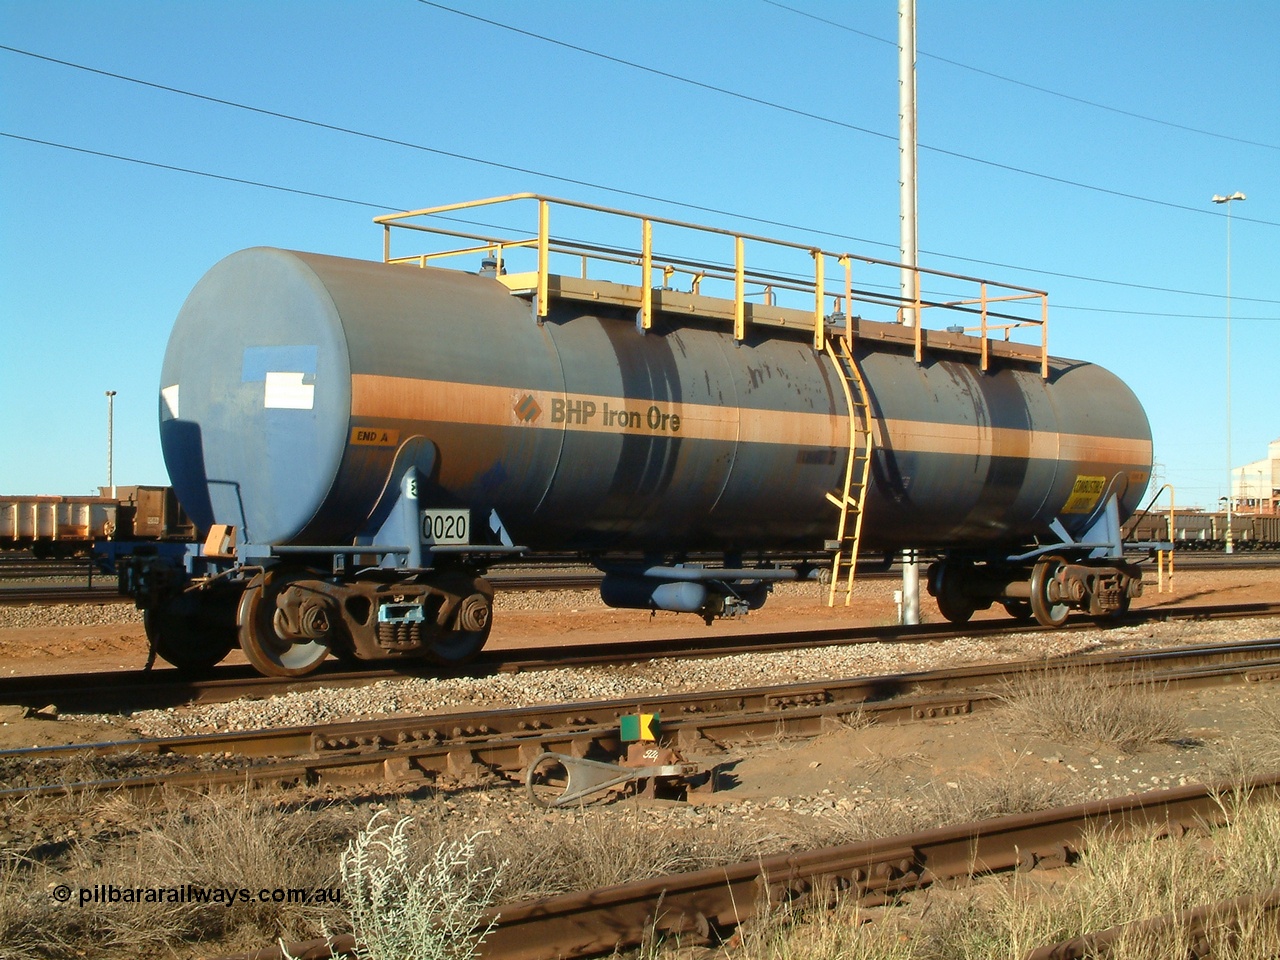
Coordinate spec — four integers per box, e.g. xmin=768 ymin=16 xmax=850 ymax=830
xmin=116 ymin=195 xmax=1162 ymax=678
xmin=0 ymin=487 xmax=193 ymax=556
xmin=1123 ymin=510 xmax=1280 ymax=550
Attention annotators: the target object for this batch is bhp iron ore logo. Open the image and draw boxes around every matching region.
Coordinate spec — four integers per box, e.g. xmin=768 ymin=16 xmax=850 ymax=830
xmin=514 ymin=394 xmax=542 ymax=423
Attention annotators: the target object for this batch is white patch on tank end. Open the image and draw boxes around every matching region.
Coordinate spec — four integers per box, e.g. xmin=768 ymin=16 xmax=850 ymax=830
xmin=264 ymin=371 xmax=316 ymax=410
xmin=160 ymin=384 xmax=180 ymax=420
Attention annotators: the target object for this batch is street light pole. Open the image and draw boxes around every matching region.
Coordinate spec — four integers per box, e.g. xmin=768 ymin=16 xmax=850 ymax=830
xmin=1212 ymin=192 xmax=1245 ymax=554
xmin=105 ymin=390 xmax=117 ymax=499
xmin=898 ymin=0 xmax=920 ymax=624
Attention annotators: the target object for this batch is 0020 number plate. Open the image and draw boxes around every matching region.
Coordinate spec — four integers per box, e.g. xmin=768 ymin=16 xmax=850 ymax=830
xmin=420 ymin=509 xmax=470 ymax=546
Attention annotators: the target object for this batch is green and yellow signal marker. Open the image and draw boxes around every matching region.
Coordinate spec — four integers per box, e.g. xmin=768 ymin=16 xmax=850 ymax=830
xmin=620 ymin=712 xmax=659 ymax=742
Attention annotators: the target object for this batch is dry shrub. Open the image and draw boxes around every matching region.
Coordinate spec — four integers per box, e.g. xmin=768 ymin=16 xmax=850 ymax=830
xmin=998 ymin=669 xmax=1184 ymax=753
xmin=334 ymin=813 xmax=501 ymax=960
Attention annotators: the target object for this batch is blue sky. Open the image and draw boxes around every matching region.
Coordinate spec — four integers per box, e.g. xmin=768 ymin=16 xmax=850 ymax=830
xmin=1 ymin=0 xmax=1276 ymax=513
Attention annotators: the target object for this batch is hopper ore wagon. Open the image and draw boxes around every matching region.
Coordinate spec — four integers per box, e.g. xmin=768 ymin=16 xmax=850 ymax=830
xmin=1123 ymin=509 xmax=1280 ymax=550
xmin=118 ymin=195 xmax=1157 ymax=677
xmin=2 ymin=487 xmax=192 ymax=556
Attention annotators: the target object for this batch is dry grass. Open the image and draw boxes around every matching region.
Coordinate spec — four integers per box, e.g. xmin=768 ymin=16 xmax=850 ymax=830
xmin=1204 ymin=697 xmax=1280 ymax=783
xmin=850 ymin=748 xmax=929 ymax=776
xmin=996 ymin=669 xmax=1185 ymax=753
xmin=920 ymin=770 xmax=1074 ymax=826
xmin=0 ymin=787 xmax=798 ymax=958
xmin=1 ymin=685 xmax=1269 ymax=958
xmin=420 ymin=801 xmax=792 ymax=901
xmin=1 ymin=789 xmax=359 ymax=959
xmin=719 ymin=796 xmax=1280 ymax=960
xmin=809 ymin=743 xmax=1080 ymax=848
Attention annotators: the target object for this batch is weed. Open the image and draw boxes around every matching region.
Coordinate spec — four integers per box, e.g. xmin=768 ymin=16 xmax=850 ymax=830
xmin=334 ymin=812 xmax=503 ymax=960
xmin=997 ymin=669 xmax=1184 ymax=753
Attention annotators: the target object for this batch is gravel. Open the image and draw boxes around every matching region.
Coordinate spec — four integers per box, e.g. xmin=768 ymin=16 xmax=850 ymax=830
xmin=95 ymin=615 xmax=1276 ymax=739
xmin=0 ymin=601 xmax=141 ymax=630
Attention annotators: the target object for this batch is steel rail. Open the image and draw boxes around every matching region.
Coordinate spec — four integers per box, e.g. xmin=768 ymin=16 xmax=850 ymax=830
xmin=0 ymin=586 xmax=127 ymax=605
xmin=4 ymin=639 xmax=1279 ymax=802
xmin=209 ymin=772 xmax=1280 ymax=960
xmin=2 ymin=600 xmax=1278 ymax=716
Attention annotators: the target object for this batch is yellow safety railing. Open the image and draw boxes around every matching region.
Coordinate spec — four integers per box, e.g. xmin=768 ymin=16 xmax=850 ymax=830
xmin=374 ymin=194 xmax=1051 ymax=377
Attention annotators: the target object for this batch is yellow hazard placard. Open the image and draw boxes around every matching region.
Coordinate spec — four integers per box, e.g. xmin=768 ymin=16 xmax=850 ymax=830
xmin=1062 ymin=475 xmax=1106 ymax=514
xmin=349 ymin=427 xmax=400 ymax=447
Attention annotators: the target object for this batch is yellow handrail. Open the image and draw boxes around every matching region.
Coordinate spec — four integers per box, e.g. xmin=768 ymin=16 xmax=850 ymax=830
xmin=375 ymin=194 xmax=1052 ymax=376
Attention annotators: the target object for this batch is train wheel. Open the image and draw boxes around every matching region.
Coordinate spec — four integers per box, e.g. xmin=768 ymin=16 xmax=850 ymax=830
xmin=420 ymin=573 xmax=493 ymax=665
xmin=933 ymin=561 xmax=976 ymax=624
xmin=1002 ymin=600 xmax=1034 ymax=622
xmin=144 ymin=597 xmax=236 ymax=674
xmin=237 ymin=572 xmax=330 ymax=677
xmin=1029 ymin=557 xmax=1070 ymax=627
xmin=426 ymin=591 xmax=493 ymax=664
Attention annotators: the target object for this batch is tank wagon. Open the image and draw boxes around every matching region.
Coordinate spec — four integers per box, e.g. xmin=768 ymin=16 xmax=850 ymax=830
xmin=123 ymin=195 xmax=1157 ymax=676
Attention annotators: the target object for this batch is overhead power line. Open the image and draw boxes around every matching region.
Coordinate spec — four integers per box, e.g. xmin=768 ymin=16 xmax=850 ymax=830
xmin=761 ymin=0 xmax=1280 ymax=153
xmin=2 ymin=40 xmax=1280 ymax=285
xmin=5 ymin=129 xmax=1279 ymax=312
xmin=0 ymin=131 xmax=395 ymax=210
xmin=0 ymin=43 xmax=887 ymax=246
xmin=414 ymin=0 xmax=1280 ymax=225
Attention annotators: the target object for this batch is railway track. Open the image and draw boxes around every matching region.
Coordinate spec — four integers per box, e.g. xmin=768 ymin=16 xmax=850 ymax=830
xmin=219 ymin=771 xmax=1280 ymax=960
xmin=8 ymin=614 xmax=1280 ymax=959
xmin=3 ymin=600 xmax=1279 ymax=715
xmin=4 ymin=636 xmax=1278 ymax=802
xmin=0 ymin=585 xmax=128 ymax=605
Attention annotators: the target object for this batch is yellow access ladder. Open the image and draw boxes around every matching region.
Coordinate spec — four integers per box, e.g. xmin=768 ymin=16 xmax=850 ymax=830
xmin=824 ymin=334 xmax=875 ymax=606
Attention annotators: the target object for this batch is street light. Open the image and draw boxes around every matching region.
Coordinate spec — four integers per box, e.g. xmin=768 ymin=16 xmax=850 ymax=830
xmin=105 ymin=390 xmax=117 ymax=499
xmin=1211 ymin=191 xmax=1245 ymax=553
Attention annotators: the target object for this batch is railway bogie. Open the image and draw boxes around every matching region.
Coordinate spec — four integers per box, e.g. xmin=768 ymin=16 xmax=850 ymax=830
xmin=113 ymin=195 xmax=1162 ymax=676
xmin=927 ymin=554 xmax=1141 ymax=629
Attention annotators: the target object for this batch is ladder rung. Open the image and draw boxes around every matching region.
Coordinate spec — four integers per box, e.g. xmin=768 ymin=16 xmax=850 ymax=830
xmin=824 ymin=332 xmax=874 ymax=609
